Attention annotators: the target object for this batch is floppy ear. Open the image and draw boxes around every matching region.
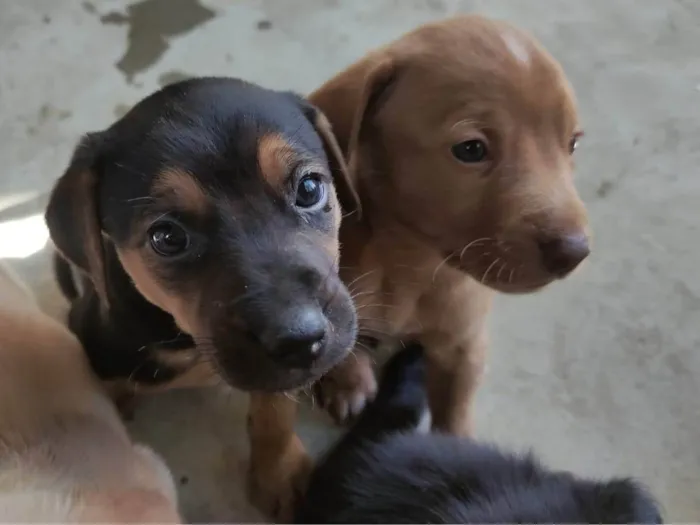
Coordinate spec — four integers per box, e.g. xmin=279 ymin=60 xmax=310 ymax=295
xmin=309 ymin=55 xmax=398 ymax=185
xmin=292 ymin=96 xmax=361 ymax=218
xmin=45 ymin=133 xmax=108 ymax=305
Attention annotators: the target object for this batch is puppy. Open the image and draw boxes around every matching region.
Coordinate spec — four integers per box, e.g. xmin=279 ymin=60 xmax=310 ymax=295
xmin=45 ymin=77 xmax=359 ymax=518
xmin=0 ymin=262 xmax=180 ymax=522
xmin=296 ymin=343 xmax=663 ymax=524
xmin=308 ymin=15 xmax=591 ymax=432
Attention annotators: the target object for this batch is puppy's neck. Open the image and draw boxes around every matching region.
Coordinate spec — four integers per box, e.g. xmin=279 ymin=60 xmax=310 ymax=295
xmin=361 ymin=206 xmax=466 ymax=287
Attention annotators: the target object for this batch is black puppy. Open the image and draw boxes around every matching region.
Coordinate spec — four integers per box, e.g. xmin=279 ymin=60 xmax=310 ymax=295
xmin=297 ymin=342 xmax=663 ymax=524
xmin=45 ymin=77 xmax=359 ymax=517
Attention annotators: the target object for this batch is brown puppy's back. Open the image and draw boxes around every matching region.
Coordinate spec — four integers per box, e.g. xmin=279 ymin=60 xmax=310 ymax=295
xmin=0 ymin=262 xmax=179 ymax=523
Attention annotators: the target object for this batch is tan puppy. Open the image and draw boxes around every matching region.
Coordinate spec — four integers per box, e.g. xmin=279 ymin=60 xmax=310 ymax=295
xmin=307 ymin=15 xmax=591 ymax=434
xmin=0 ymin=262 xmax=180 ymax=523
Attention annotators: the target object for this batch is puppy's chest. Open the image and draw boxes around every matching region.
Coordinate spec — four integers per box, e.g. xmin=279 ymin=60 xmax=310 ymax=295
xmin=347 ymin=261 xmax=488 ymax=347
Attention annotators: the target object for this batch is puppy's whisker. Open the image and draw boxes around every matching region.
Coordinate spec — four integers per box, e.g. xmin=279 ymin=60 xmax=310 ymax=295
xmin=481 ymin=257 xmax=501 ymax=284
xmin=495 ymin=261 xmax=508 ymax=284
xmin=458 ymin=237 xmax=494 ymax=261
xmin=432 ymin=250 xmax=458 ymax=283
xmin=283 ymin=391 xmax=300 ymax=404
xmin=350 ymin=290 xmax=377 ymax=300
xmin=346 ymin=270 xmax=378 ymax=290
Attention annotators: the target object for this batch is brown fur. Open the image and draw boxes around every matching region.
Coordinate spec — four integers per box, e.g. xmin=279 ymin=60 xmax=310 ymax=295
xmin=0 ymin=262 xmax=180 ymax=523
xmin=152 ymin=168 xmax=209 ymax=216
xmin=309 ymin=15 xmax=590 ymax=433
xmin=257 ymin=133 xmax=299 ymax=188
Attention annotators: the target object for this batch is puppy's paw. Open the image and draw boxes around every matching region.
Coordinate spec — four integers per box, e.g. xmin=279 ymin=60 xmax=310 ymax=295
xmin=247 ymin=435 xmax=312 ymax=522
xmin=316 ymin=352 xmax=377 ymax=424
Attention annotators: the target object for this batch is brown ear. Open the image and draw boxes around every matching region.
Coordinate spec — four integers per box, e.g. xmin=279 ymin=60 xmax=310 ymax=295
xmin=45 ymin=133 xmax=108 ymax=305
xmin=309 ymin=55 xmax=398 ymax=185
xmin=291 ymin=95 xmax=361 ymax=218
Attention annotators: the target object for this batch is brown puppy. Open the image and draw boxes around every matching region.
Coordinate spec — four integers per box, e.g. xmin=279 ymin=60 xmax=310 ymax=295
xmin=0 ymin=262 xmax=180 ymax=522
xmin=307 ymin=15 xmax=590 ymax=433
xmin=45 ymin=77 xmax=359 ymax=519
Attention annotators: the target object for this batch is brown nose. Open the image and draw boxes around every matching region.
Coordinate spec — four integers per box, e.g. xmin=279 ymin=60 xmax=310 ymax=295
xmin=539 ymin=232 xmax=590 ymax=277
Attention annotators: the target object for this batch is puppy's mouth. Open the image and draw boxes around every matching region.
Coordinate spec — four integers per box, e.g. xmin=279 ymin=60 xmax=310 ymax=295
xmin=203 ymin=334 xmax=353 ymax=392
xmin=441 ymin=237 xmax=557 ymax=293
xmin=197 ymin=291 xmax=358 ymax=392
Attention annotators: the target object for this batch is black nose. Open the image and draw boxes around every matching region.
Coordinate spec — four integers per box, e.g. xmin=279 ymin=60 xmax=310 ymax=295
xmin=539 ymin=232 xmax=590 ymax=277
xmin=264 ymin=307 xmax=327 ymax=368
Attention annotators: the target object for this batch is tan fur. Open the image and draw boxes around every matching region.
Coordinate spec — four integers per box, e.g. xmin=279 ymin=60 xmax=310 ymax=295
xmin=153 ymin=168 xmax=209 ymax=215
xmin=309 ymin=15 xmax=590 ymax=434
xmin=0 ymin=263 xmax=180 ymax=522
xmin=117 ymin=247 xmax=202 ymax=336
xmin=257 ymin=133 xmax=298 ymax=188
xmin=246 ymin=392 xmax=312 ymax=520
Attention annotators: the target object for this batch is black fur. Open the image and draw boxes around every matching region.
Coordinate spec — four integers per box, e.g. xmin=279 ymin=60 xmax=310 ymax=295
xmin=46 ymin=77 xmax=358 ymax=392
xmin=297 ymin=342 xmax=664 ymax=524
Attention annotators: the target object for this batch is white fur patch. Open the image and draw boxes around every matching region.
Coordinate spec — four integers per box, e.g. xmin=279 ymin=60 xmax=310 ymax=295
xmin=414 ymin=406 xmax=432 ymax=434
xmin=502 ymin=32 xmax=530 ymax=65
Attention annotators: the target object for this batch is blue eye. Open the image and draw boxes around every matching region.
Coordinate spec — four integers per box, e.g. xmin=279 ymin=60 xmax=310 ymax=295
xmin=295 ymin=175 xmax=327 ymax=209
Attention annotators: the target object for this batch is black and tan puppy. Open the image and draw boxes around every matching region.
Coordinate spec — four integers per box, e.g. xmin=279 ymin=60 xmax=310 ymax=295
xmin=297 ymin=343 xmax=663 ymax=524
xmin=45 ymin=77 xmax=358 ymax=519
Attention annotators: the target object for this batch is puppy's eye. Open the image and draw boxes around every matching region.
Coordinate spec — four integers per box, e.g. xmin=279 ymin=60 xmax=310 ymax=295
xmin=569 ymin=131 xmax=584 ymax=154
xmin=295 ymin=175 xmax=327 ymax=210
xmin=148 ymin=221 xmax=190 ymax=257
xmin=451 ymin=140 xmax=488 ymax=163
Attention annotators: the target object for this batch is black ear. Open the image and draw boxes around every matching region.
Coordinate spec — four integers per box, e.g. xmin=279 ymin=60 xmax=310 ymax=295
xmin=289 ymin=94 xmax=361 ymax=219
xmin=589 ymin=478 xmax=663 ymax=524
xmin=45 ymin=133 xmax=108 ymax=305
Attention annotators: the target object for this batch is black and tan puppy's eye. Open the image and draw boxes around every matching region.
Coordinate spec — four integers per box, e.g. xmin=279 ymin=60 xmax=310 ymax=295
xmin=451 ymin=139 xmax=488 ymax=163
xmin=148 ymin=221 xmax=190 ymax=256
xmin=295 ymin=175 xmax=327 ymax=209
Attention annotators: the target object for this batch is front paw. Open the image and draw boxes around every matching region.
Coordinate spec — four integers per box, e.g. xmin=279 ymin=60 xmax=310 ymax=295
xmin=247 ymin=435 xmax=312 ymax=522
xmin=316 ymin=351 xmax=377 ymax=425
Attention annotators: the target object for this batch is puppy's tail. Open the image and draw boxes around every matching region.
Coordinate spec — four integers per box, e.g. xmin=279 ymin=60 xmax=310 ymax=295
xmin=52 ymin=252 xmax=79 ymax=301
xmin=347 ymin=341 xmax=430 ymax=442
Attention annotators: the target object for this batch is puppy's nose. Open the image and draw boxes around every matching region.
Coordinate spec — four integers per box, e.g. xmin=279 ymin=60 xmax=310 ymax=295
xmin=266 ymin=307 xmax=327 ymax=368
xmin=539 ymin=232 xmax=590 ymax=277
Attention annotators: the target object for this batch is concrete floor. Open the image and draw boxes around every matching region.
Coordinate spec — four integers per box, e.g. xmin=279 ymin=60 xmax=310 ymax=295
xmin=0 ymin=0 xmax=699 ymax=521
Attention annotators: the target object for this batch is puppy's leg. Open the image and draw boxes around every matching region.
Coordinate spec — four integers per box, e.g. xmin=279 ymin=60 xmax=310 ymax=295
xmin=247 ymin=392 xmax=312 ymax=521
xmin=345 ymin=341 xmax=429 ymax=442
xmin=315 ymin=348 xmax=377 ymax=424
xmin=423 ymin=330 xmax=487 ymax=437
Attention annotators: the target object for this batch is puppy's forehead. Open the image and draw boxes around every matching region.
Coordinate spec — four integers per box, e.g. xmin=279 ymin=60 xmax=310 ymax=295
xmin=395 ymin=18 xmax=576 ymax=125
xmin=114 ymin=78 xmax=324 ymax=163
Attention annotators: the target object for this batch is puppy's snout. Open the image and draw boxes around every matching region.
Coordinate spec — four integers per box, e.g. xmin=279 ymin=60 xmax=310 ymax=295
xmin=264 ymin=306 xmax=328 ymax=368
xmin=539 ymin=232 xmax=590 ymax=277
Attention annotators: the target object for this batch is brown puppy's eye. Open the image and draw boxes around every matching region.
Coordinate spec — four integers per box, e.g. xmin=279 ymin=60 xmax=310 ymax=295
xmin=451 ymin=140 xmax=488 ymax=163
xmin=148 ymin=221 xmax=190 ymax=257
xmin=569 ymin=131 xmax=584 ymax=154
xmin=295 ymin=175 xmax=327 ymax=210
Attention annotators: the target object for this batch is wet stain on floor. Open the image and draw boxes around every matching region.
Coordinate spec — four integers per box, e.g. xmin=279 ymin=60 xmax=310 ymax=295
xmin=96 ymin=0 xmax=216 ymax=84
xmin=158 ymin=70 xmax=193 ymax=87
xmin=113 ymin=103 xmax=132 ymax=119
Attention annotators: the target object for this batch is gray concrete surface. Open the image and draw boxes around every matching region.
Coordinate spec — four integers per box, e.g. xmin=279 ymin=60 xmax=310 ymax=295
xmin=0 ymin=0 xmax=698 ymax=521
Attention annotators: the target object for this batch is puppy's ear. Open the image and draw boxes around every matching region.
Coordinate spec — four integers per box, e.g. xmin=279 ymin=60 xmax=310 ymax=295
xmin=45 ymin=133 xmax=108 ymax=305
xmin=292 ymin=95 xmax=361 ymax=218
xmin=309 ymin=55 xmax=398 ymax=182
xmin=587 ymin=478 xmax=663 ymax=524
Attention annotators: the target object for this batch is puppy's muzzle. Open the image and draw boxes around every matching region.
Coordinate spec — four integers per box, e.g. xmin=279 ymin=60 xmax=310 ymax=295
xmin=538 ymin=231 xmax=590 ymax=277
xmin=260 ymin=305 xmax=328 ymax=369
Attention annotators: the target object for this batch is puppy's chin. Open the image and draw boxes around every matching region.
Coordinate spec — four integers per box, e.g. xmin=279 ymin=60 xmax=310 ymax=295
xmin=204 ymin=337 xmax=354 ymax=393
xmin=443 ymin=243 xmax=556 ymax=294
